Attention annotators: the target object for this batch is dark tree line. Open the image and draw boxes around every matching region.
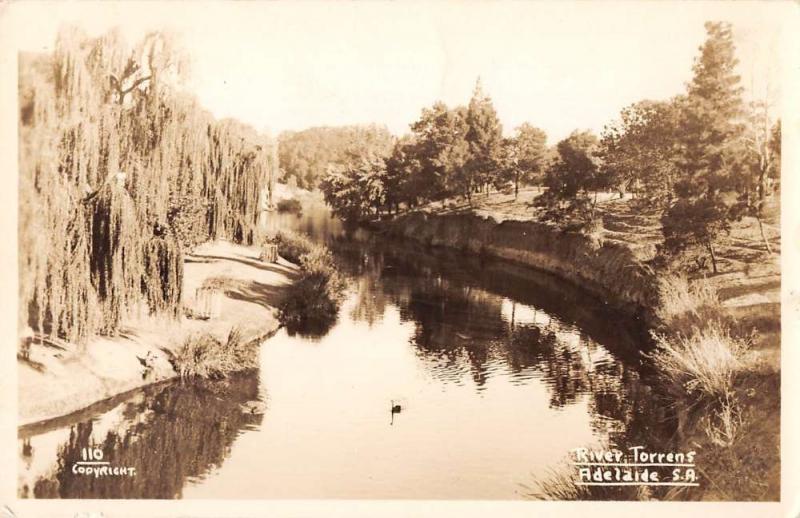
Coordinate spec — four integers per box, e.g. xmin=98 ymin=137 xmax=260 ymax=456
xmin=320 ymin=80 xmax=549 ymax=218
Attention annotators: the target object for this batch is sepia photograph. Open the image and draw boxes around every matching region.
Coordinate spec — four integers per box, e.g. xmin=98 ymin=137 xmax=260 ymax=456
xmin=1 ymin=0 xmax=798 ymax=515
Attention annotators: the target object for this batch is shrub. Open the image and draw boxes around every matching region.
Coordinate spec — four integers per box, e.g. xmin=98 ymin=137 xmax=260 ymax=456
xmin=272 ymin=231 xmax=345 ymax=337
xmin=278 ymin=272 xmax=343 ymax=337
xmin=173 ymin=327 xmax=258 ymax=379
xmin=270 ymin=231 xmax=316 ymax=264
xmin=648 ymin=324 xmax=754 ymax=401
xmin=276 ymin=198 xmax=303 ymax=215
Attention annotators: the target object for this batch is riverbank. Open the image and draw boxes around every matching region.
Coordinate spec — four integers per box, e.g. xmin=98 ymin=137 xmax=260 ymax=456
xmin=18 ymin=240 xmax=298 ymax=427
xmin=381 ymin=188 xmax=780 ymax=357
xmin=382 ymin=210 xmax=656 ymax=322
xmin=377 ymin=187 xmax=781 ymax=500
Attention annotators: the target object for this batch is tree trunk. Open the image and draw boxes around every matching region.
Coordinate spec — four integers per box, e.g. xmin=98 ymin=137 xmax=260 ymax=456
xmin=514 ymin=177 xmax=519 ymax=200
xmin=707 ymin=242 xmax=718 ymax=274
xmin=757 ymin=215 xmax=773 ymax=255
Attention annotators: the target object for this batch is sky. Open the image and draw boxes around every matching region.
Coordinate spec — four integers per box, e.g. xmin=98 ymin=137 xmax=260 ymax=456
xmin=4 ymin=1 xmax=793 ymax=143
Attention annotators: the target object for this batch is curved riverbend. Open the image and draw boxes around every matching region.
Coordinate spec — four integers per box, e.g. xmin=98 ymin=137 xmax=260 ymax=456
xmin=18 ymin=202 xmax=670 ymax=500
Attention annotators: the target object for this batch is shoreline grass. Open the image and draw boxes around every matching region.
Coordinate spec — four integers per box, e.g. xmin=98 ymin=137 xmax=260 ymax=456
xmin=648 ymin=323 xmax=754 ymax=401
xmin=649 ymin=275 xmax=756 ymax=402
xmin=173 ymin=327 xmax=259 ymax=379
xmin=644 ymin=274 xmax=775 ymax=500
xmin=653 ymin=275 xmax=728 ymax=332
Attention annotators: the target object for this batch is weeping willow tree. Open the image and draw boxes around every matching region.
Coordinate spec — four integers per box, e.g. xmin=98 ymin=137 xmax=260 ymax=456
xmin=19 ymin=27 xmax=274 ymax=343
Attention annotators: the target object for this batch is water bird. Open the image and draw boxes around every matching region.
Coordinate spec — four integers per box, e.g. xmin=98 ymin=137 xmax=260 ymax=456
xmin=390 ymin=400 xmax=403 ymax=426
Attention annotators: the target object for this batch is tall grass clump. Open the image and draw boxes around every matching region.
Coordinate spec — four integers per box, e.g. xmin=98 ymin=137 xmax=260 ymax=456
xmin=648 ymin=324 xmax=754 ymax=401
xmin=522 ymin=462 xmax=650 ymax=501
xmin=649 ymin=275 xmax=753 ymax=403
xmin=272 ymin=231 xmax=345 ymax=336
xmin=654 ymin=275 xmax=727 ymax=333
xmin=19 ymin=27 xmax=277 ymax=344
xmin=173 ymin=327 xmax=258 ymax=379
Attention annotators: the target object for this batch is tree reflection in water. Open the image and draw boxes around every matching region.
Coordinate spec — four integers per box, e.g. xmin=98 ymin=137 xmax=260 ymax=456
xmin=20 ymin=374 xmax=263 ymax=499
xmin=330 ymin=232 xmax=650 ymax=407
xmin=328 ymin=232 xmax=675 ymax=495
xmin=18 ymin=226 xmax=673 ymax=500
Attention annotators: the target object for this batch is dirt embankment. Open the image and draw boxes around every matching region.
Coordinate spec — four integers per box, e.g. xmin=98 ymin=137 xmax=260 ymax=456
xmin=383 ymin=211 xmax=659 ymax=319
xmin=18 ymin=240 xmax=298 ymax=427
xmin=382 ymin=190 xmax=779 ymax=366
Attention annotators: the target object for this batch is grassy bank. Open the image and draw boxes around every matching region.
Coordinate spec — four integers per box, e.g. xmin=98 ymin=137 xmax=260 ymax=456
xmin=18 ymin=240 xmax=298 ymax=426
xmin=645 ymin=274 xmax=779 ymax=500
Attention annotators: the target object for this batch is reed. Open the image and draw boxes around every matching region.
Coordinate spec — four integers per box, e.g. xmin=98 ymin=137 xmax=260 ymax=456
xmin=523 ymin=462 xmax=650 ymax=501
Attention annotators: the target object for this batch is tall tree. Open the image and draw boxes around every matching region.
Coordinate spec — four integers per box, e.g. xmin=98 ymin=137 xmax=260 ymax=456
xmin=408 ymin=102 xmax=470 ymax=201
xmin=506 ymin=123 xmax=548 ymax=199
xmin=319 ymin=155 xmax=388 ymax=221
xmin=597 ymin=98 xmax=682 ymax=206
xmin=735 ymin=102 xmax=780 ymax=253
xmin=661 ymin=21 xmax=745 ymax=273
xmin=382 ymin=135 xmax=419 ymax=214
xmin=538 ymin=130 xmax=602 ymax=223
xmin=19 ymin=27 xmax=271 ymax=342
xmin=462 ymin=78 xmax=504 ymax=202
xmin=546 ymin=131 xmax=601 ymax=198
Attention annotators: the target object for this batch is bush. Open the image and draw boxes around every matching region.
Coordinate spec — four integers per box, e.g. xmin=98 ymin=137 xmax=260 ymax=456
xmin=278 ymin=272 xmax=343 ymax=337
xmin=272 ymin=231 xmax=345 ymax=337
xmin=270 ymin=231 xmax=316 ymax=264
xmin=276 ymin=198 xmax=303 ymax=215
xmin=173 ymin=327 xmax=258 ymax=379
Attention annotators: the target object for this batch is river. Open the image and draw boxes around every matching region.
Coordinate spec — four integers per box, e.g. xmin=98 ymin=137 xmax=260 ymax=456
xmin=18 ymin=198 xmax=669 ymax=500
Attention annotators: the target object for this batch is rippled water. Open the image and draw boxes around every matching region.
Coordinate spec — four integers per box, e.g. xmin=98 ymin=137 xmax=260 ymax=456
xmin=18 ymin=201 xmax=667 ymax=499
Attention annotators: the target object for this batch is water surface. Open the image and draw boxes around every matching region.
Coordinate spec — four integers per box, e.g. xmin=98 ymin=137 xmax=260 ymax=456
xmin=19 ymin=200 xmax=665 ymax=499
